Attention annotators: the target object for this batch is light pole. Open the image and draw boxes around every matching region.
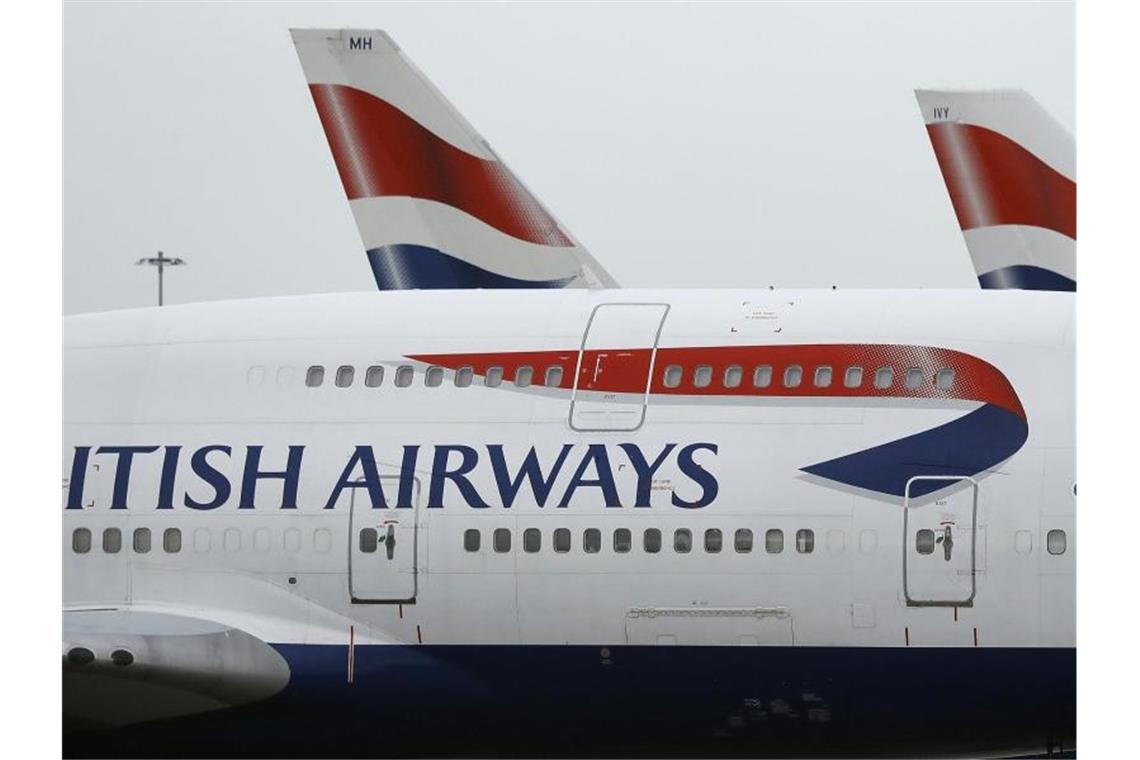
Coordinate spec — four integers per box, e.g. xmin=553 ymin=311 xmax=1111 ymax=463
xmin=136 ymin=251 xmax=186 ymax=306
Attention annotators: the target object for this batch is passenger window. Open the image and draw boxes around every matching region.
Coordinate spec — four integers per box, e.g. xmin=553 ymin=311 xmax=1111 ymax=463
xmin=1047 ymin=529 xmax=1067 ymax=555
xmin=874 ymin=366 xmax=893 ymax=389
xmin=859 ymin=529 xmax=878 ymax=554
xmin=544 ymin=366 xmax=564 ymax=387
xmin=485 ymin=366 xmax=504 ymax=387
xmin=194 ymin=527 xmax=211 ymax=553
xmin=704 ymin=528 xmax=722 ymax=553
xmin=1015 ymin=530 xmax=1033 ymax=555
xmin=935 ymin=368 xmax=956 ymax=390
xmin=553 ymin=528 xmax=571 ymax=553
xmin=283 ymin=528 xmax=301 ymax=553
xmin=613 ymin=528 xmax=632 ymax=553
xmin=915 ymin=529 xmax=935 ymax=555
xmin=515 ymin=366 xmax=534 ymax=388
xmin=394 ymin=365 xmax=414 ymax=387
xmin=765 ymin=528 xmax=784 ymax=554
xmin=72 ymin=528 xmax=91 ymax=554
xmin=102 ymin=528 xmax=121 ymax=554
xmin=734 ymin=528 xmax=753 ymax=553
xmin=493 ymin=528 xmax=511 ymax=553
xmin=643 ymin=528 xmax=662 ymax=553
xmin=826 ymin=529 xmax=846 ymax=554
xmin=844 ymin=366 xmax=864 ymax=388
xmin=674 ymin=528 xmax=692 ymax=553
xmin=783 ymin=365 xmax=803 ymax=388
xmin=463 ymin=528 xmax=480 ymax=552
xmin=335 ymin=365 xmax=354 ymax=387
xmin=425 ymin=366 xmax=444 ymax=387
xmin=133 ymin=527 xmax=151 ymax=553
xmin=365 ymin=365 xmax=384 ymax=387
xmin=359 ymin=528 xmax=378 ymax=553
xmin=814 ymin=366 xmax=833 ymax=388
xmin=753 ymin=365 xmax=773 ymax=388
xmin=693 ymin=366 xmax=713 ymax=388
xmin=905 ymin=367 xmax=923 ymax=390
xmin=163 ymin=528 xmax=182 ymax=553
xmin=584 ymin=528 xmax=601 ymax=554
xmin=663 ymin=365 xmax=682 ymax=388
xmin=796 ymin=528 xmax=815 ymax=554
xmin=523 ymin=528 xmax=541 ymax=553
xmin=455 ymin=366 xmax=474 ymax=388
xmin=305 ymin=365 xmax=325 ymax=387
xmin=724 ymin=365 xmax=743 ymax=388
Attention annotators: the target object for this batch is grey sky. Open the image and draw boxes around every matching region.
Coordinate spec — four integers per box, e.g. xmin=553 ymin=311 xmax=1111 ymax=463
xmin=63 ymin=1 xmax=1073 ymax=314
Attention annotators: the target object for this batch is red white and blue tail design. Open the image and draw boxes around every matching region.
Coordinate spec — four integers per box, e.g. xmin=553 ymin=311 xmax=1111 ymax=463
xmin=916 ymin=89 xmax=1075 ymax=292
xmin=291 ymin=29 xmax=618 ymax=290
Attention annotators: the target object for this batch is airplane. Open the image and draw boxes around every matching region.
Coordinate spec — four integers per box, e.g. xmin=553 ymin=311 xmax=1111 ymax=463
xmin=62 ymin=29 xmax=1075 ymax=758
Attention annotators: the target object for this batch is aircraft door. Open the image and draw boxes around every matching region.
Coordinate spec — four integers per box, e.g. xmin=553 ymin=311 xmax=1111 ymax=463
xmin=569 ymin=303 xmax=669 ymax=431
xmin=903 ymin=476 xmax=978 ymax=607
xmin=348 ymin=476 xmax=419 ymax=603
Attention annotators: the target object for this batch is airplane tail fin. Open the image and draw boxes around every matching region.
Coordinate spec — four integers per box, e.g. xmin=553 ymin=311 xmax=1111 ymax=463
xmin=291 ymin=29 xmax=618 ymax=290
xmin=915 ymin=89 xmax=1075 ymax=291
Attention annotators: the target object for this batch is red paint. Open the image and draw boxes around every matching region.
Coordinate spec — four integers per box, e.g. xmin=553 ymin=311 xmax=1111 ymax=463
xmin=308 ymin=84 xmax=572 ymax=247
xmin=926 ymin=122 xmax=1075 ymax=239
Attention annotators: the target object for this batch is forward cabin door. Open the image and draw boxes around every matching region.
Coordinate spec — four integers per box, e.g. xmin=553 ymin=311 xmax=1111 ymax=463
xmin=903 ymin=476 xmax=979 ymax=607
xmin=348 ymin=476 xmax=419 ymax=603
xmin=570 ymin=303 xmax=670 ymax=431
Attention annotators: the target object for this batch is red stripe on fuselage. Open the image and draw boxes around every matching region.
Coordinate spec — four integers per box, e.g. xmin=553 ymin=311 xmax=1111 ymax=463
xmin=308 ymin=84 xmax=573 ymax=247
xmin=926 ymin=122 xmax=1075 ymax=239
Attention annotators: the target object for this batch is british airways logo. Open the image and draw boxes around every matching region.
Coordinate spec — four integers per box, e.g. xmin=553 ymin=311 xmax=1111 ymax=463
xmin=64 ymin=443 xmax=720 ymax=511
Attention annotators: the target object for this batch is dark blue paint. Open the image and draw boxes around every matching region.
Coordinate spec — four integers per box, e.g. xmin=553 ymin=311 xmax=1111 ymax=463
xmin=366 ymin=244 xmax=575 ymax=290
xmin=978 ymin=265 xmax=1076 ymax=292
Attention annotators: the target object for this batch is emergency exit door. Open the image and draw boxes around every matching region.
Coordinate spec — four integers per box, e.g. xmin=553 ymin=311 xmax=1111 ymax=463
xmin=348 ymin=477 xmax=419 ymax=603
xmin=903 ymin=476 xmax=979 ymax=607
xmin=569 ymin=303 xmax=669 ymax=431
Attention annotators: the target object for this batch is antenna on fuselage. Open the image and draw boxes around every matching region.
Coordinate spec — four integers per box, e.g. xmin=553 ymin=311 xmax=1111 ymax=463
xmin=135 ymin=251 xmax=186 ymax=307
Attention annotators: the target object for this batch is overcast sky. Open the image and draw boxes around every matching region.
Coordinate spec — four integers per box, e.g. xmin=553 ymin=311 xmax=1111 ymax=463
xmin=63 ymin=1 xmax=1074 ymax=314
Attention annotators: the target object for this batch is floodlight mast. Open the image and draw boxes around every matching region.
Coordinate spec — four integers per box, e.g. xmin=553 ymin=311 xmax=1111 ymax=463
xmin=135 ymin=251 xmax=186 ymax=306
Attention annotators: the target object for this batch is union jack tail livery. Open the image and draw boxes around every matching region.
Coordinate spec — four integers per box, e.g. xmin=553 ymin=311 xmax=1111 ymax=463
xmin=291 ymin=29 xmax=618 ymax=291
xmin=915 ymin=89 xmax=1075 ymax=291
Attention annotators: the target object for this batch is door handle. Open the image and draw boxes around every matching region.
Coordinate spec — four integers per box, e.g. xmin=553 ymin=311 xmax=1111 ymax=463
xmin=384 ymin=524 xmax=396 ymax=560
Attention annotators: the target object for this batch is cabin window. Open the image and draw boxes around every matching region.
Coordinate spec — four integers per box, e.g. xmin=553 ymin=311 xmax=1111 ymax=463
xmin=493 ymin=528 xmax=511 ymax=553
xmin=796 ymin=528 xmax=815 ymax=554
xmin=102 ymin=527 xmax=121 ymax=554
xmin=485 ymin=366 xmax=504 ymax=387
xmin=545 ymin=366 xmax=564 ymax=387
xmin=674 ymin=528 xmax=692 ymax=553
xmin=133 ymin=527 xmax=151 ymax=554
xmin=223 ymin=529 xmax=240 ymax=553
xmin=335 ymin=365 xmax=354 ymax=387
xmin=734 ymin=528 xmax=753 ymax=553
xmin=765 ymin=528 xmax=784 ymax=554
xmin=935 ymin=368 xmax=956 ymax=390
xmin=394 ymin=365 xmax=414 ymax=387
xmin=753 ymin=365 xmax=773 ymax=388
xmin=613 ymin=528 xmax=632 ymax=553
xmin=1047 ymin=529 xmax=1067 ymax=555
xmin=463 ymin=529 xmax=480 ymax=552
xmin=905 ymin=367 xmax=923 ymax=390
xmin=365 ymin=366 xmax=384 ymax=387
xmin=814 ymin=366 xmax=833 ymax=388
xmin=783 ymin=365 xmax=803 ymax=388
xmin=663 ymin=365 xmax=682 ymax=388
xmin=425 ymin=366 xmax=444 ymax=387
xmin=276 ymin=367 xmax=295 ymax=387
xmin=724 ymin=365 xmax=743 ymax=388
xmin=553 ymin=528 xmax=571 ymax=553
xmin=845 ymin=366 xmax=864 ymax=388
xmin=305 ymin=365 xmax=325 ymax=387
xmin=515 ymin=366 xmax=534 ymax=388
xmin=859 ymin=529 xmax=878 ymax=554
xmin=316 ymin=528 xmax=334 ymax=554
xmin=704 ymin=528 xmax=722 ymax=553
xmin=643 ymin=528 xmax=662 ymax=553
xmin=455 ymin=366 xmax=474 ymax=388
xmin=1015 ymin=530 xmax=1033 ymax=555
xmin=523 ymin=528 xmax=541 ymax=553
xmin=254 ymin=528 xmax=270 ymax=553
xmin=915 ymin=529 xmax=935 ymax=555
xmin=359 ymin=528 xmax=378 ymax=553
xmin=284 ymin=528 xmax=301 ymax=553
xmin=584 ymin=528 xmax=601 ymax=554
xmin=693 ymin=365 xmax=713 ymax=388
xmin=826 ymin=529 xmax=846 ymax=554
xmin=163 ymin=528 xmax=182 ymax=553
xmin=874 ymin=366 xmax=893 ymax=389
xmin=72 ymin=528 xmax=91 ymax=554
xmin=193 ymin=527 xmax=211 ymax=553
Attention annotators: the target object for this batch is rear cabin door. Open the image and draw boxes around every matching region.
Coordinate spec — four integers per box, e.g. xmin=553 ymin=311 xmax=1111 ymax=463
xmin=348 ymin=476 xmax=419 ymax=603
xmin=569 ymin=303 xmax=669 ymax=431
xmin=903 ymin=476 xmax=979 ymax=607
